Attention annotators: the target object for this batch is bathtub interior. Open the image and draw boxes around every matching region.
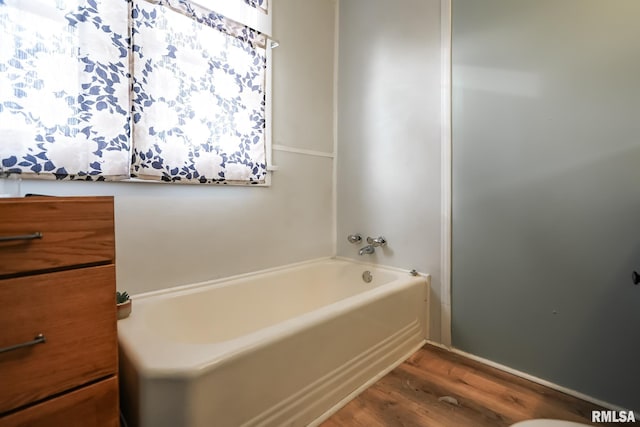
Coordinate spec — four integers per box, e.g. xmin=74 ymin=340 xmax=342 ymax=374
xmin=139 ymin=259 xmax=401 ymax=344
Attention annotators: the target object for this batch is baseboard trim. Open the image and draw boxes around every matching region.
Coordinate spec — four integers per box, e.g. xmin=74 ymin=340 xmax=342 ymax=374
xmin=425 ymin=340 xmax=638 ymax=418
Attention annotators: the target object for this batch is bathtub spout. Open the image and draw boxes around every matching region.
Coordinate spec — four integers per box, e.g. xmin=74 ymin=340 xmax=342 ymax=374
xmin=358 ymin=245 xmax=375 ymax=256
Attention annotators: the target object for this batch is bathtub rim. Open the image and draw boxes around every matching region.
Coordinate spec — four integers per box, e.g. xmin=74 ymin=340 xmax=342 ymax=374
xmin=127 ymin=256 xmax=427 ymax=301
xmin=118 ymin=257 xmax=430 ymax=379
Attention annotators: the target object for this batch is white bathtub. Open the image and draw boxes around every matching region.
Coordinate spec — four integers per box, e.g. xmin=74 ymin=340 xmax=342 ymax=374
xmin=118 ymin=258 xmax=429 ymax=427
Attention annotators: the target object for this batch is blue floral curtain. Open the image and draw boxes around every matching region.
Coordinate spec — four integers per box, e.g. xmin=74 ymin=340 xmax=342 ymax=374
xmin=0 ymin=0 xmax=268 ymax=185
xmin=243 ymin=0 xmax=268 ymax=14
xmin=130 ymin=0 xmax=268 ymax=184
xmin=0 ymin=0 xmax=130 ymax=180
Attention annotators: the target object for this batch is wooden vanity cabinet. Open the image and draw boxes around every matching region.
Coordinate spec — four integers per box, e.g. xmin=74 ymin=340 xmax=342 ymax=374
xmin=0 ymin=196 xmax=119 ymax=427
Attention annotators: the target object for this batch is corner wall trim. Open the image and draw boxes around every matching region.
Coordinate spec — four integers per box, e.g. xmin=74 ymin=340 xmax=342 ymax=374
xmin=331 ymin=0 xmax=340 ymax=259
xmin=439 ymin=0 xmax=453 ymax=346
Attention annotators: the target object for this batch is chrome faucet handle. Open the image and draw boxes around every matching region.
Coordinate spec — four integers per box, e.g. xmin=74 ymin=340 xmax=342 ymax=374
xmin=347 ymin=234 xmax=362 ymax=244
xmin=366 ymin=236 xmax=387 ymax=247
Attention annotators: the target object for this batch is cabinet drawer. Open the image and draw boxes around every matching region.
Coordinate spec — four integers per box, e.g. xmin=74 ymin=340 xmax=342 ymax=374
xmin=0 ymin=265 xmax=117 ymax=413
xmin=0 ymin=376 xmax=119 ymax=427
xmin=0 ymin=197 xmax=114 ymax=277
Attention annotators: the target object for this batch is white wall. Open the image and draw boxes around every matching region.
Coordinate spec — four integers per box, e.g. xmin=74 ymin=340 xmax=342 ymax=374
xmin=272 ymin=0 xmax=337 ymax=154
xmin=336 ymin=0 xmax=443 ymax=340
xmin=20 ymin=0 xmax=337 ymax=295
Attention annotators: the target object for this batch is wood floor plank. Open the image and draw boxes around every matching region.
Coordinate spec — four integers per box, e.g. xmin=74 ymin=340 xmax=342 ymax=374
xmin=320 ymin=344 xmax=605 ymax=427
xmin=406 ymin=346 xmax=600 ymax=423
xmin=401 ymin=355 xmax=550 ymax=422
xmin=375 ymin=364 xmax=512 ymax=426
xmin=369 ymin=380 xmax=501 ymax=427
xmin=323 ymin=395 xmax=393 ymax=427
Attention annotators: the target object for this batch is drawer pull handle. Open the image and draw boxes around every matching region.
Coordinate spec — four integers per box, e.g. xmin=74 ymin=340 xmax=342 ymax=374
xmin=0 ymin=334 xmax=46 ymax=354
xmin=0 ymin=232 xmax=43 ymax=243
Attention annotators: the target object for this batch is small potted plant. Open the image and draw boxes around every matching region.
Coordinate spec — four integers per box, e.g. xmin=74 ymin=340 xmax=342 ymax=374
xmin=116 ymin=291 xmax=132 ymax=320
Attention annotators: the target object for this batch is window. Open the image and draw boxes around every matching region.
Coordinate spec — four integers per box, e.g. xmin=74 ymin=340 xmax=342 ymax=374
xmin=0 ymin=0 xmax=271 ymax=185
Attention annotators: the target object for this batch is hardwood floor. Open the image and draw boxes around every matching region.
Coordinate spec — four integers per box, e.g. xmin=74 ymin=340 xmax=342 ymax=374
xmin=320 ymin=344 xmax=605 ymax=427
